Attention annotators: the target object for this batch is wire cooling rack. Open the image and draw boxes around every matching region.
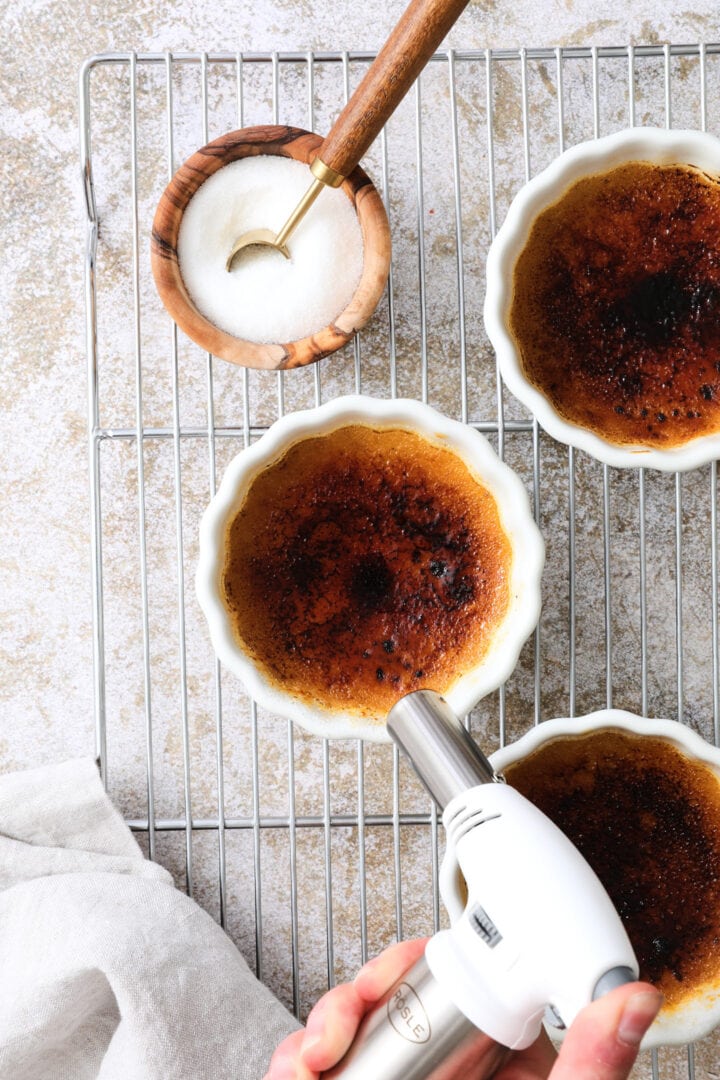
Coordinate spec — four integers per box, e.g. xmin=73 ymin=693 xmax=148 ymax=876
xmin=81 ymin=44 xmax=720 ymax=1079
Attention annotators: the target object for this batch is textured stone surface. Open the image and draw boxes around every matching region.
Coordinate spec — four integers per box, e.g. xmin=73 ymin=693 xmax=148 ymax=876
xmin=3 ymin=2 xmax=720 ymax=1076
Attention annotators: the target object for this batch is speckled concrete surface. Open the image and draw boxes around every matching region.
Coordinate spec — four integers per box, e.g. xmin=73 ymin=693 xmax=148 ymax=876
xmin=4 ymin=2 xmax=720 ymax=1077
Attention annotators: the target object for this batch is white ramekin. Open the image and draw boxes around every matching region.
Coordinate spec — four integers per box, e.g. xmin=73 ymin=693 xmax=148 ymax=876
xmin=491 ymin=709 xmax=720 ymax=1047
xmin=484 ymin=127 xmax=720 ymax=472
xmin=196 ymin=395 xmax=544 ymax=742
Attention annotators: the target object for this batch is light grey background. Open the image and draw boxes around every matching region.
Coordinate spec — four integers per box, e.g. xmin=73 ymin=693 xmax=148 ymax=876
xmin=4 ymin=4 xmax=720 ymax=1079
xmin=5 ymin=0 xmax=720 ymax=769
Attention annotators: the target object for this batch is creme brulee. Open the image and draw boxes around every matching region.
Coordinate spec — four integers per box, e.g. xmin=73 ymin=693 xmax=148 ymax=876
xmin=504 ymin=729 xmax=720 ymax=1011
xmin=510 ymin=161 xmax=720 ymax=448
xmin=222 ymin=425 xmax=512 ymax=716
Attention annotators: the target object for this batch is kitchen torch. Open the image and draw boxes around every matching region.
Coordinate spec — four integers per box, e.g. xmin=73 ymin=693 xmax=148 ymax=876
xmin=322 ymin=690 xmax=639 ymax=1080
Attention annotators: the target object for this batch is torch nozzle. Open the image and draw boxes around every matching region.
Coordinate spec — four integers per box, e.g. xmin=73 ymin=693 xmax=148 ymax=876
xmin=387 ymin=691 xmax=497 ymax=810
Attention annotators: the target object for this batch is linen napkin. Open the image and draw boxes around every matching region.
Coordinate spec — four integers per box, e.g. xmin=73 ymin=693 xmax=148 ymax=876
xmin=0 ymin=758 xmax=300 ymax=1080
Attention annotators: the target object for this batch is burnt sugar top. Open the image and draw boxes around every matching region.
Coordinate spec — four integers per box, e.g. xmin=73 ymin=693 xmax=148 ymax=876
xmin=222 ymin=424 xmax=512 ymax=717
xmin=510 ymin=161 xmax=720 ymax=449
xmin=504 ymin=728 xmax=720 ymax=1010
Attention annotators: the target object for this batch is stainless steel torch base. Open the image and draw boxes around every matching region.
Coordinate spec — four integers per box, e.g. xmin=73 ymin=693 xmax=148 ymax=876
xmin=321 ymin=953 xmax=509 ymax=1080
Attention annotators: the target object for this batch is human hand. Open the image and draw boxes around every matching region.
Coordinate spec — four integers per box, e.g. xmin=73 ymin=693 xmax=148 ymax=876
xmin=264 ymin=938 xmax=662 ymax=1080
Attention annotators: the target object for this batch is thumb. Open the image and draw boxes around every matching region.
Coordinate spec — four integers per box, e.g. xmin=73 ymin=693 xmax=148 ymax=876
xmin=549 ymin=982 xmax=662 ymax=1080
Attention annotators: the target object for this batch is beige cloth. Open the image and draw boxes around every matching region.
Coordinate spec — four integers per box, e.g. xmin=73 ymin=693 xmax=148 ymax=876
xmin=0 ymin=758 xmax=299 ymax=1079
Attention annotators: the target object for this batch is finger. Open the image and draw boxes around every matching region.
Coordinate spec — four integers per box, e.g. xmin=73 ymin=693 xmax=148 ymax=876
xmin=353 ymin=938 xmax=430 ymax=1003
xmin=300 ymin=982 xmax=368 ymax=1072
xmin=549 ymin=982 xmax=662 ymax=1080
xmin=497 ymin=1028 xmax=557 ymax=1080
xmin=301 ymin=940 xmax=429 ymax=1073
xmin=264 ymin=1029 xmax=314 ymax=1080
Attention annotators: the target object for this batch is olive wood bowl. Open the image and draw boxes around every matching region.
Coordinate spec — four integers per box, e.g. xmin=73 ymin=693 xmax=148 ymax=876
xmin=151 ymin=125 xmax=391 ymax=370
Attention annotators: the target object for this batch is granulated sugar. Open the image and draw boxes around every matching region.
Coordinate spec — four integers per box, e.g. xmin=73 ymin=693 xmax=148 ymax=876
xmin=177 ymin=156 xmax=365 ymax=344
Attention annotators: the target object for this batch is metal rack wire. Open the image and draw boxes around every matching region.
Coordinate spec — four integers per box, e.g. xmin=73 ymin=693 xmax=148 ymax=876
xmin=81 ymin=44 xmax=720 ymax=1078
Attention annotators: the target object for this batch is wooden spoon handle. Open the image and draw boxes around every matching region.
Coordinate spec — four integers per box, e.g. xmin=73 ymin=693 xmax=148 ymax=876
xmin=318 ymin=0 xmax=470 ymax=179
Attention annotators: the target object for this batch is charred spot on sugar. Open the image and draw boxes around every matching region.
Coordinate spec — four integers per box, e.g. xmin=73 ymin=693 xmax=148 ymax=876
xmin=448 ymin=577 xmax=474 ymax=606
xmin=288 ymin=550 xmax=323 ymax=589
xmin=607 ymin=270 xmax=693 ymax=347
xmin=351 ymin=554 xmax=393 ymax=610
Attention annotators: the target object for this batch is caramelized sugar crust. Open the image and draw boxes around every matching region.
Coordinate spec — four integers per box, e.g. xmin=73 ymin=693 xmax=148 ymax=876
xmin=223 ymin=425 xmax=512 ymax=719
xmin=510 ymin=162 xmax=720 ymax=447
xmin=505 ymin=730 xmax=720 ymax=1008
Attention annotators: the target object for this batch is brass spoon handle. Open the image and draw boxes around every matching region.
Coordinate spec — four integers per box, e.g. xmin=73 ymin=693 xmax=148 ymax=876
xmin=274 ymin=175 xmax=327 ymax=248
xmin=226 ymin=0 xmax=470 ymax=270
xmin=316 ymin=0 xmax=471 ymax=180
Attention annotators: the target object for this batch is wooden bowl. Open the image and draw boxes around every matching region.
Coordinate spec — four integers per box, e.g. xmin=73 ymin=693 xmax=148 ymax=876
xmin=151 ymin=125 xmax=391 ymax=370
